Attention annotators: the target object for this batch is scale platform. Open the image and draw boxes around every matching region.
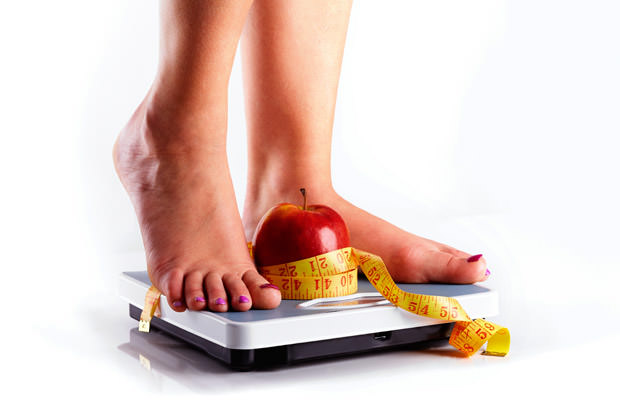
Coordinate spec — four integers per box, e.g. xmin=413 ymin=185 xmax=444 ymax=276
xmin=118 ymin=271 xmax=498 ymax=370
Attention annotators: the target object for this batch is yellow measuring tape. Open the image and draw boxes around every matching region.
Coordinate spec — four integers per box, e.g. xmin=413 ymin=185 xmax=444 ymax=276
xmin=139 ymin=247 xmax=510 ymax=357
xmin=257 ymin=246 xmax=509 ymax=357
xmin=138 ymin=285 xmax=161 ymax=333
xmin=257 ymin=247 xmax=359 ymax=299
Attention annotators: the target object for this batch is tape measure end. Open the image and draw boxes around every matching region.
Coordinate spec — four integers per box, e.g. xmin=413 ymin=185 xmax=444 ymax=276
xmin=138 ymin=320 xmax=151 ymax=333
xmin=481 ymin=351 xmax=507 ymax=357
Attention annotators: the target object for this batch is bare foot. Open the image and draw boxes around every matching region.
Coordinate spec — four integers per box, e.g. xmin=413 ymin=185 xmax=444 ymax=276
xmin=114 ymin=100 xmax=280 ymax=312
xmin=243 ymin=187 xmax=489 ymax=284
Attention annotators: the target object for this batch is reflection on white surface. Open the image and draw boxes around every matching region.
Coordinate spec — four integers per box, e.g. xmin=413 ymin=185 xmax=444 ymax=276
xmin=117 ymin=327 xmax=458 ymax=392
xmin=120 ymin=327 xmax=231 ymax=376
xmin=117 ymin=323 xmax=481 ymax=395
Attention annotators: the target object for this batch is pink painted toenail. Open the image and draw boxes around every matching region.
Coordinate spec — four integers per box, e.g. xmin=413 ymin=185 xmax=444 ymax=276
xmin=467 ymin=254 xmax=483 ymax=262
xmin=215 ymin=298 xmax=226 ymax=305
xmin=172 ymin=300 xmax=183 ymax=307
xmin=194 ymin=296 xmax=205 ymax=302
xmin=260 ymin=283 xmax=280 ymax=290
xmin=239 ymin=295 xmax=250 ymax=303
xmin=485 ymin=268 xmax=491 ymax=277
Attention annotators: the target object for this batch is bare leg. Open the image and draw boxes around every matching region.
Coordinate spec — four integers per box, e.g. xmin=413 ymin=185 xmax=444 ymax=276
xmin=241 ymin=0 xmax=488 ymax=283
xmin=114 ymin=0 xmax=280 ymax=312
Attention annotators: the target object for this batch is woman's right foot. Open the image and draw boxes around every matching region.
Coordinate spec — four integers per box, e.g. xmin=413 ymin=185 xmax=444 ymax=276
xmin=113 ymin=98 xmax=280 ymax=312
xmin=244 ymin=185 xmax=489 ymax=285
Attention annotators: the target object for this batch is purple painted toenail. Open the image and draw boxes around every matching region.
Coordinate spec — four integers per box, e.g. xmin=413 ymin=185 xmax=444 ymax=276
xmin=172 ymin=300 xmax=183 ymax=307
xmin=215 ymin=298 xmax=226 ymax=305
xmin=195 ymin=296 xmax=206 ymax=303
xmin=467 ymin=254 xmax=483 ymax=263
xmin=239 ymin=295 xmax=250 ymax=303
xmin=485 ymin=268 xmax=491 ymax=277
xmin=260 ymin=283 xmax=280 ymax=290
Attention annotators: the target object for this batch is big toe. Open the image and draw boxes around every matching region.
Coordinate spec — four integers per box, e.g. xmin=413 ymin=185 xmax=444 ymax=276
xmin=242 ymin=270 xmax=281 ymax=309
xmin=421 ymin=250 xmax=489 ymax=283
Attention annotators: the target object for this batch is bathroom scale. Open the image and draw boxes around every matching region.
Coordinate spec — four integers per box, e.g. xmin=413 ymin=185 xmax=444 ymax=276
xmin=118 ymin=271 xmax=498 ymax=370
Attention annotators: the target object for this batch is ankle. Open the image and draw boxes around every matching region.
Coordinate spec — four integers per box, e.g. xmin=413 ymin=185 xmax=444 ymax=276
xmin=141 ymin=92 xmax=228 ymax=157
xmin=246 ymin=179 xmax=335 ymax=208
xmin=243 ymin=179 xmax=337 ymax=240
xmin=114 ymin=95 xmax=230 ymax=187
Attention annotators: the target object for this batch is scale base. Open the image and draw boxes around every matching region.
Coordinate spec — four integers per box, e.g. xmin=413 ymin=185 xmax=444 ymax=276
xmin=129 ymin=304 xmax=454 ymax=371
xmin=120 ymin=271 xmax=497 ymax=370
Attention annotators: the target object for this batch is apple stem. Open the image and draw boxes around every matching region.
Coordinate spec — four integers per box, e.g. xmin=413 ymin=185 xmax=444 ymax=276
xmin=300 ymin=188 xmax=307 ymax=210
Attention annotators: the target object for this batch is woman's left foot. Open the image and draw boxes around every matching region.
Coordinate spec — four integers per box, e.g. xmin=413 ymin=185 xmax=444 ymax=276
xmin=243 ymin=187 xmax=489 ymax=284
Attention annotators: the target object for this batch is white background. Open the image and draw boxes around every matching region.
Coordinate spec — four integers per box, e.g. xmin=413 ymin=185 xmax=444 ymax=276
xmin=1 ymin=0 xmax=618 ymax=410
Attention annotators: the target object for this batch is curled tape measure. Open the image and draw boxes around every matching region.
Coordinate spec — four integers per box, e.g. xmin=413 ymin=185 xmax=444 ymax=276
xmin=139 ymin=247 xmax=510 ymax=357
xmin=257 ymin=247 xmax=358 ymax=299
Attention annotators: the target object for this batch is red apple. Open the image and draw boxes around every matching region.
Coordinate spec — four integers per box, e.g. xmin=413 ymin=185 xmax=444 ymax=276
xmin=252 ymin=188 xmax=350 ymax=267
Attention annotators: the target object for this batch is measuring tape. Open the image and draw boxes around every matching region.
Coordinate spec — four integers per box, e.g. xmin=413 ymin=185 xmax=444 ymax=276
xmin=258 ymin=246 xmax=509 ymax=357
xmin=138 ymin=285 xmax=161 ymax=333
xmin=257 ymin=247 xmax=358 ymax=299
xmin=138 ymin=246 xmax=510 ymax=357
xmin=355 ymin=248 xmax=509 ymax=357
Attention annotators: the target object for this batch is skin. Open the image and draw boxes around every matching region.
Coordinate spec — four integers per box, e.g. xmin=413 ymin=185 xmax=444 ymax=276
xmin=114 ymin=0 xmax=489 ymax=313
xmin=240 ymin=0 xmax=489 ymax=284
xmin=114 ymin=0 xmax=280 ymax=313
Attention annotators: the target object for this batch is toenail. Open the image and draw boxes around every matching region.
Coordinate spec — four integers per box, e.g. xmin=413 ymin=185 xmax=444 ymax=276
xmin=260 ymin=283 xmax=280 ymax=290
xmin=239 ymin=295 xmax=250 ymax=304
xmin=467 ymin=254 xmax=483 ymax=262
xmin=215 ymin=298 xmax=227 ymax=305
xmin=485 ymin=268 xmax=491 ymax=277
xmin=194 ymin=296 xmax=205 ymax=303
xmin=172 ymin=300 xmax=184 ymax=307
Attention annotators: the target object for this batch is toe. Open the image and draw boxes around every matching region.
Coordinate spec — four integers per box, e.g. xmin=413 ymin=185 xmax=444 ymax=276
xmin=242 ymin=269 xmax=281 ymax=310
xmin=204 ymin=272 xmax=229 ymax=312
xmin=159 ymin=268 xmax=186 ymax=312
xmin=422 ymin=250 xmax=488 ymax=283
xmin=184 ymin=271 xmax=207 ymax=311
xmin=438 ymin=244 xmax=470 ymax=259
xmin=222 ymin=274 xmax=252 ymax=312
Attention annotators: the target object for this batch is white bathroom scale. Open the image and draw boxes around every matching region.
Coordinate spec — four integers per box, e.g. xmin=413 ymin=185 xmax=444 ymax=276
xmin=118 ymin=271 xmax=498 ymax=370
